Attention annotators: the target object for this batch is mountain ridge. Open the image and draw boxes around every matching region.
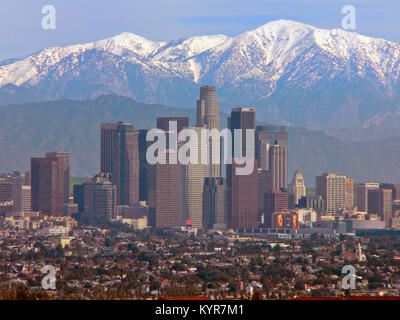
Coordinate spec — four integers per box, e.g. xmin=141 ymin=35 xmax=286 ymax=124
xmin=0 ymin=95 xmax=400 ymax=186
xmin=1 ymin=20 xmax=400 ymax=131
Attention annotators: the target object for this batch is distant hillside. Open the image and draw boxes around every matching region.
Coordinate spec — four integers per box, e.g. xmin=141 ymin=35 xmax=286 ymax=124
xmin=0 ymin=95 xmax=399 ymax=186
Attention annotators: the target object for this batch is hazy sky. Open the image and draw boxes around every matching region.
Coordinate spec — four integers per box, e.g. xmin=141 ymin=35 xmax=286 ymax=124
xmin=1 ymin=0 xmax=400 ymax=61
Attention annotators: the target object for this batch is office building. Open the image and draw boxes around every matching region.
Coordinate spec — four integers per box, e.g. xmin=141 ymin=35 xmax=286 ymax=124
xmin=31 ymin=157 xmax=65 ymax=216
xmin=148 ymin=149 xmax=180 ymax=228
xmin=138 ymin=129 xmax=150 ymax=202
xmin=381 ymin=183 xmax=400 ymax=201
xmin=291 ymin=170 xmax=306 ymax=205
xmin=12 ymin=185 xmax=31 ymax=213
xmin=269 ymin=143 xmax=287 ymax=191
xmin=298 ymin=195 xmax=325 ymax=212
xmin=100 ymin=123 xmax=119 ymax=174
xmin=83 ymin=174 xmax=117 ymax=221
xmin=258 ymin=170 xmax=272 ymax=214
xmin=196 ymin=86 xmax=220 ymax=178
xmin=264 ymin=190 xmax=289 ymax=227
xmin=112 ymin=122 xmax=139 ymax=205
xmin=345 ymin=178 xmax=354 ymax=210
xmin=255 ymin=125 xmax=288 ymax=170
xmin=228 ymin=107 xmax=256 ymax=158
xmin=356 ymin=182 xmax=380 ymax=212
xmin=157 ymin=117 xmax=189 ymax=133
xmin=179 ymin=127 xmax=209 ymax=229
xmin=315 ymin=173 xmax=346 ymax=215
xmin=0 ymin=178 xmax=14 ymax=202
xmin=46 ymin=151 xmax=70 ymax=204
xmin=368 ymin=189 xmax=392 ymax=224
xmin=196 ymin=85 xmax=220 ymax=130
xmin=227 ymin=159 xmax=258 ymax=229
xmin=203 ymin=177 xmax=228 ymax=230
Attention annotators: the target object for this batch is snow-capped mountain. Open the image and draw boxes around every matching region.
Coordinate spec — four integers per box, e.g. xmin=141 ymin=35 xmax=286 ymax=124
xmin=1 ymin=19 xmax=400 ymax=130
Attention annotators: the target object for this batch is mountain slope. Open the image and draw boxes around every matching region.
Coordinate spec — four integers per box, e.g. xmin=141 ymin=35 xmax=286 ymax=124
xmin=0 ymin=95 xmax=399 ymax=185
xmin=1 ymin=20 xmax=400 ymax=130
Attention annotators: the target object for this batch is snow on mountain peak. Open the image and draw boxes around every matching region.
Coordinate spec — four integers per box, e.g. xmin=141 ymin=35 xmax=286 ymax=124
xmin=1 ymin=20 xmax=400 ymax=90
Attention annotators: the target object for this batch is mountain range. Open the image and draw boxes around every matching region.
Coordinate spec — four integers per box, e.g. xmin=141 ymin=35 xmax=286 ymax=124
xmin=1 ymin=20 xmax=400 ymax=132
xmin=0 ymin=95 xmax=399 ymax=186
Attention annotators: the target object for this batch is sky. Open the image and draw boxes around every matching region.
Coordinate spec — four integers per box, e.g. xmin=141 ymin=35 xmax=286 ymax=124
xmin=1 ymin=0 xmax=400 ymax=61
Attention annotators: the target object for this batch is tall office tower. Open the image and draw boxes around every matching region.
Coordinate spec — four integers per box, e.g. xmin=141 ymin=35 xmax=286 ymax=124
xmin=0 ymin=178 xmax=14 ymax=202
xmin=202 ymin=177 xmax=228 ymax=230
xmin=100 ymin=123 xmax=119 ymax=174
xmin=291 ymin=170 xmax=306 ymax=205
xmin=356 ymin=182 xmax=380 ymax=212
xmin=24 ymin=171 xmax=31 ymax=186
xmin=83 ymin=174 xmax=117 ymax=222
xmin=179 ymin=127 xmax=209 ymax=228
xmin=257 ymin=170 xmax=272 ymax=214
xmin=138 ymin=129 xmax=150 ymax=202
xmin=345 ymin=178 xmax=354 ymax=210
xmin=196 ymin=85 xmax=220 ymax=130
xmin=148 ymin=149 xmax=180 ymax=228
xmin=269 ymin=143 xmax=287 ymax=191
xmin=196 ymin=86 xmax=220 ymax=178
xmin=73 ymin=184 xmax=85 ymax=213
xmin=264 ymin=190 xmax=289 ymax=227
xmin=368 ymin=189 xmax=393 ymax=224
xmin=227 ymin=159 xmax=258 ymax=229
xmin=12 ymin=185 xmax=31 ymax=213
xmin=256 ymin=126 xmax=288 ymax=170
xmin=157 ymin=117 xmax=189 ymax=132
xmin=256 ymin=131 xmax=271 ymax=171
xmin=31 ymin=157 xmax=65 ymax=216
xmin=46 ymin=151 xmax=70 ymax=204
xmin=112 ymin=122 xmax=139 ymax=205
xmin=228 ymin=107 xmax=256 ymax=158
xmin=315 ymin=173 xmax=346 ymax=215
xmin=381 ymin=183 xmax=400 ymax=201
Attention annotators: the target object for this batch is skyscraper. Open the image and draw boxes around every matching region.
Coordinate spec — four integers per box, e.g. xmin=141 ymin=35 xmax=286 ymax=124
xmin=315 ymin=173 xmax=346 ymax=215
xmin=83 ymin=174 xmax=117 ymax=222
xmin=227 ymin=159 xmax=258 ymax=229
xmin=291 ymin=170 xmax=306 ymax=205
xmin=31 ymin=157 xmax=65 ymax=216
xmin=257 ymin=170 xmax=272 ymax=214
xmin=256 ymin=126 xmax=288 ymax=166
xmin=12 ymin=185 xmax=31 ymax=213
xmin=264 ymin=190 xmax=289 ymax=227
xmin=228 ymin=107 xmax=256 ymax=158
xmin=381 ymin=183 xmax=400 ymax=201
xmin=368 ymin=188 xmax=392 ymax=224
xmin=100 ymin=123 xmax=119 ymax=174
xmin=269 ymin=143 xmax=287 ymax=191
xmin=255 ymin=125 xmax=288 ymax=191
xmin=157 ymin=117 xmax=189 ymax=132
xmin=112 ymin=122 xmax=140 ymax=205
xmin=0 ymin=178 xmax=14 ymax=202
xmin=196 ymin=85 xmax=220 ymax=130
xmin=203 ymin=177 xmax=228 ymax=230
xmin=148 ymin=149 xmax=180 ymax=228
xmin=196 ymin=86 xmax=220 ymax=178
xmin=179 ymin=127 xmax=209 ymax=229
xmin=356 ymin=182 xmax=380 ymax=212
xmin=46 ymin=151 xmax=70 ymax=204
xmin=345 ymin=178 xmax=354 ymax=210
xmin=138 ymin=129 xmax=150 ymax=202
